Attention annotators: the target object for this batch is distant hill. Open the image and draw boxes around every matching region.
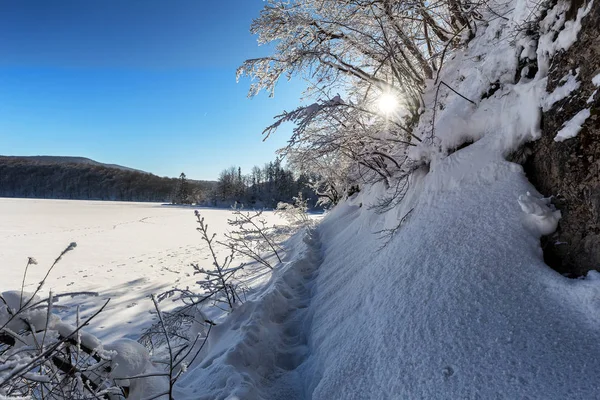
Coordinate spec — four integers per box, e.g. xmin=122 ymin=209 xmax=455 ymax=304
xmin=0 ymin=155 xmax=146 ymax=173
xmin=0 ymin=156 xmax=215 ymax=203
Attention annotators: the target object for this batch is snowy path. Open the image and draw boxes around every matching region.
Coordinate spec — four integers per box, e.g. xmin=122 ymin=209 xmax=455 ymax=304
xmin=175 ymin=229 xmax=323 ymax=400
xmin=258 ymin=230 xmax=322 ymax=399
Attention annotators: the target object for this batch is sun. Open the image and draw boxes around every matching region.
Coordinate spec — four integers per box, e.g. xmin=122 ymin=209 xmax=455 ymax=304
xmin=377 ymin=93 xmax=399 ymax=114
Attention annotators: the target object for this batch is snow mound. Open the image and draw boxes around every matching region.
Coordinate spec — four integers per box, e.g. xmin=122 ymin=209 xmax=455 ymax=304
xmin=299 ymin=142 xmax=600 ymax=399
xmin=104 ymin=339 xmax=151 ymax=380
xmin=104 ymin=339 xmax=169 ymax=400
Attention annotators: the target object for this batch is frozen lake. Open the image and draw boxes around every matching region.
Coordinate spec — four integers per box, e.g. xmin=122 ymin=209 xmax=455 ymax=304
xmin=0 ymin=198 xmax=286 ymax=341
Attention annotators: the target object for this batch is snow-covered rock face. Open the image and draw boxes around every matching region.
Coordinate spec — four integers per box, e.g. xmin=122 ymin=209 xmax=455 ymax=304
xmin=409 ymin=0 xmax=593 ymax=163
xmin=405 ymin=0 xmax=598 ymax=278
xmin=524 ymin=0 xmax=600 ymax=276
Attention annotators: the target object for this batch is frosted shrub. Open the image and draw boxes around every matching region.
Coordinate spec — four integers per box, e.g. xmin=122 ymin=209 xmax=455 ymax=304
xmin=276 ymin=192 xmax=312 ymax=229
xmin=219 ymin=204 xmax=283 ymax=270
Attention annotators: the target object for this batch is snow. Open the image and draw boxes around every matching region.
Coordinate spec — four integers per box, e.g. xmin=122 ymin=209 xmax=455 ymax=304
xmin=173 ymin=137 xmax=600 ymax=399
xmin=3 ymin=0 xmax=599 ymax=397
xmin=0 ymin=198 xmax=286 ymax=342
xmin=103 ymin=339 xmax=169 ymax=400
xmin=174 ymin=230 xmax=320 ymax=399
xmin=554 ymin=108 xmax=591 ymax=141
xmin=593 ymin=73 xmax=600 ymax=86
xmin=104 ymin=339 xmax=151 ymax=378
xmin=518 ymin=191 xmax=561 ymax=235
xmin=542 ymin=70 xmax=580 ymax=111
xmin=160 ymin=0 xmax=600 ymax=398
xmin=409 ymin=0 xmax=595 ymax=163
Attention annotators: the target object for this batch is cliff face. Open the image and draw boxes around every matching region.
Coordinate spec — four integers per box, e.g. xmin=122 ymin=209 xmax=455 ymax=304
xmin=524 ymin=0 xmax=600 ymax=276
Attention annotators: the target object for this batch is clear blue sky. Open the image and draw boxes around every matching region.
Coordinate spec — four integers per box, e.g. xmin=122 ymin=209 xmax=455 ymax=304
xmin=0 ymin=0 xmax=305 ymax=180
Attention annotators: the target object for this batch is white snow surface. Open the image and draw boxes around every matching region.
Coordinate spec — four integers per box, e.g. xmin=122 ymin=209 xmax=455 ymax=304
xmin=104 ymin=339 xmax=169 ymax=400
xmin=0 ymin=199 xmax=286 ymax=342
xmin=554 ymin=108 xmax=591 ymax=141
xmin=175 ymin=139 xmax=600 ymax=399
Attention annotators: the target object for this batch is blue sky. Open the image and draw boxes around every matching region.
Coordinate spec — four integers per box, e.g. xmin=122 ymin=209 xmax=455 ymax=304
xmin=0 ymin=0 xmax=305 ymax=180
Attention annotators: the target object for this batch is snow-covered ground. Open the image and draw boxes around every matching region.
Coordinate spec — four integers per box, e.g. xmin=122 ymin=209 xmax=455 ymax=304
xmin=0 ymin=198 xmax=286 ymax=342
xmin=162 ymin=0 xmax=600 ymax=398
xmin=173 ymin=152 xmax=600 ymax=399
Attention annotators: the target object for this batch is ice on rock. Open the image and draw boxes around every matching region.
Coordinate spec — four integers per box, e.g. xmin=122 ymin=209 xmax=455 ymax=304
xmin=518 ymin=191 xmax=561 ymax=235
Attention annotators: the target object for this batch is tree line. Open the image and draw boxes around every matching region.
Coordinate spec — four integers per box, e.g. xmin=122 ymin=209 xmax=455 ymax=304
xmin=174 ymin=159 xmax=319 ymax=209
xmin=0 ymin=157 xmax=318 ymax=208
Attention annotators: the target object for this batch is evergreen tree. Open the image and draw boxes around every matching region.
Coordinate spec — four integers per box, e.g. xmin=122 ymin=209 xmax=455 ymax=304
xmin=174 ymin=172 xmax=190 ymax=204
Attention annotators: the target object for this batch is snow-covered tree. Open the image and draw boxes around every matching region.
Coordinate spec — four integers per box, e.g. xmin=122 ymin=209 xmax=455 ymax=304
xmin=239 ymin=0 xmax=480 ymax=200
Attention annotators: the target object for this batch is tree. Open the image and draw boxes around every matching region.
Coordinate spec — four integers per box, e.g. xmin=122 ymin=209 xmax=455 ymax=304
xmin=238 ymin=0 xmax=480 ymax=203
xmin=173 ymin=172 xmax=191 ymax=204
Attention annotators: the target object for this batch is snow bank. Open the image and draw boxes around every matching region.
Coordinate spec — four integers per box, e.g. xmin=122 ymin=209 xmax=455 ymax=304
xmin=301 ymin=140 xmax=600 ymax=398
xmin=172 ymin=138 xmax=600 ymax=398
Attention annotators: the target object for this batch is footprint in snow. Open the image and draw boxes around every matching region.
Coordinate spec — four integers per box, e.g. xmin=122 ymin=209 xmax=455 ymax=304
xmin=442 ymin=366 xmax=455 ymax=378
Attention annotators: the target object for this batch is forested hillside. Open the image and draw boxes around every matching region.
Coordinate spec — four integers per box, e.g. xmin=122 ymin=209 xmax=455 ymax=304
xmin=0 ymin=156 xmax=214 ymax=202
xmin=0 ymin=156 xmax=320 ymax=208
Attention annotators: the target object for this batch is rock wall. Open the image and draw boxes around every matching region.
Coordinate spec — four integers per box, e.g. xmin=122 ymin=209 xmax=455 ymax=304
xmin=523 ymin=0 xmax=600 ymax=276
